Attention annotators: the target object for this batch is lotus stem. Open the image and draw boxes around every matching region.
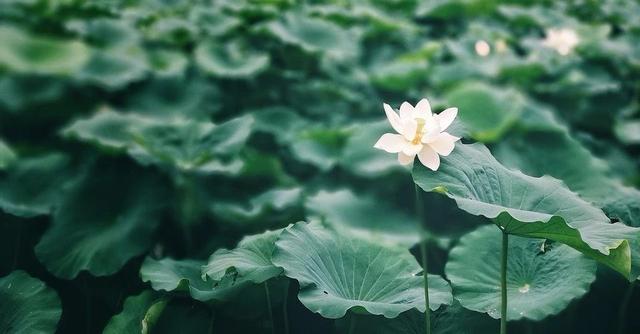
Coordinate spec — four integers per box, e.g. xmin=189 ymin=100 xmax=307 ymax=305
xmin=500 ymin=231 xmax=508 ymax=334
xmin=283 ymin=280 xmax=290 ymax=334
xmin=617 ymin=281 xmax=636 ymax=334
xmin=264 ymin=281 xmax=275 ymax=334
xmin=348 ymin=314 xmax=357 ymax=334
xmin=415 ymin=184 xmax=431 ymax=334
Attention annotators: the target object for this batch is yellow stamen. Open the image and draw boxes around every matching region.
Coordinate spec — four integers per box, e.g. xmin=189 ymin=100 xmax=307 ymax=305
xmin=411 ymin=118 xmax=426 ymax=145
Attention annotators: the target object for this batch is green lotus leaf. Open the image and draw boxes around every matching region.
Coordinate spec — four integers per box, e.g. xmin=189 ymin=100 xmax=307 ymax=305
xmin=65 ymin=18 xmax=139 ymax=50
xmin=144 ymin=18 xmax=196 ymax=46
xmin=615 ymin=119 xmax=640 ymax=145
xmin=146 ymin=48 xmax=188 ymax=77
xmin=61 ymin=108 xmax=142 ymax=150
xmin=189 ymin=7 xmax=241 ymax=36
xmin=211 ymin=187 xmax=303 ymax=228
xmin=0 ymin=75 xmax=66 ymax=111
xmin=305 ymin=189 xmax=420 ymax=248
xmin=264 ymin=13 xmax=358 ymax=59
xmin=0 ymin=25 xmax=90 ymax=75
xmin=252 ymin=106 xmax=307 ymax=145
xmin=445 ymin=82 xmax=525 ymax=142
xmin=195 ymin=39 xmax=270 ymax=78
xmin=272 ymin=222 xmax=452 ymax=319
xmin=35 ymin=161 xmax=167 ymax=279
xmin=203 ymin=229 xmax=283 ymax=283
xmin=127 ymin=115 xmax=253 ymax=174
xmin=413 ymin=143 xmax=639 ymax=278
xmin=340 ymin=120 xmax=407 ymax=177
xmin=0 ymin=140 xmax=16 ymax=170
xmin=124 ymin=77 xmax=220 ymax=119
xmin=103 ymin=290 xmax=168 ymax=334
xmin=0 ymin=270 xmax=62 ymax=334
xmin=290 ymin=127 xmax=350 ymax=171
xmin=77 ymin=49 xmax=148 ymax=90
xmin=140 ymin=257 xmax=281 ymax=306
xmin=63 ymin=109 xmax=253 ymax=175
xmin=494 ymin=130 xmax=640 ymax=279
xmin=140 ymin=257 xmax=220 ymax=302
xmin=0 ymin=153 xmax=71 ymax=217
xmin=370 ymin=60 xmax=429 ymax=91
xmin=446 ymin=225 xmax=596 ymax=320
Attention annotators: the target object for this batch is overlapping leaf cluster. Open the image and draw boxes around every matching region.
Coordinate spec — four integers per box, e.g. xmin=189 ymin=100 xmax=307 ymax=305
xmin=1 ymin=0 xmax=639 ymax=333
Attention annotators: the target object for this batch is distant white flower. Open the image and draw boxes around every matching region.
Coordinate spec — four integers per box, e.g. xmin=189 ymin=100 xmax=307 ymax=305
xmin=495 ymin=39 xmax=508 ymax=53
xmin=374 ymin=98 xmax=460 ymax=171
xmin=475 ymin=40 xmax=491 ymax=57
xmin=541 ymin=28 xmax=579 ymax=56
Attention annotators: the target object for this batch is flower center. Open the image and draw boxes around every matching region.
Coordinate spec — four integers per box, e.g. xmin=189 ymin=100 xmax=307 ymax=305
xmin=411 ymin=118 xmax=426 ymax=145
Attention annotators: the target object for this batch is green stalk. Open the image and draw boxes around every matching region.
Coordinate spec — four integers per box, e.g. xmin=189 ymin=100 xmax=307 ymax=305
xmin=264 ymin=281 xmax=275 ymax=334
xmin=283 ymin=280 xmax=290 ymax=334
xmin=617 ymin=281 xmax=636 ymax=334
xmin=348 ymin=314 xmax=357 ymax=334
xmin=500 ymin=231 xmax=508 ymax=334
xmin=415 ymin=184 xmax=431 ymax=334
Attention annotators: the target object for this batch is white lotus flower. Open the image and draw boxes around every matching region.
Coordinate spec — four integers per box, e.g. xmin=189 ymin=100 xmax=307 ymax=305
xmin=475 ymin=40 xmax=491 ymax=57
xmin=541 ymin=28 xmax=579 ymax=56
xmin=374 ymin=98 xmax=460 ymax=171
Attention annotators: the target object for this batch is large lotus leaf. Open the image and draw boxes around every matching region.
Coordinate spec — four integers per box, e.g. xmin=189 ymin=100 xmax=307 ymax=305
xmin=0 ymin=140 xmax=16 ymax=170
xmin=124 ymin=77 xmax=220 ymax=119
xmin=413 ymin=143 xmax=639 ymax=278
xmin=494 ymin=130 xmax=640 ymax=279
xmin=272 ymin=222 xmax=452 ymax=319
xmin=34 ymin=161 xmax=167 ymax=279
xmin=0 ymin=153 xmax=71 ymax=217
xmin=251 ymin=106 xmax=307 ymax=145
xmin=0 ymin=75 xmax=66 ymax=111
xmin=195 ymin=39 xmax=269 ymax=78
xmin=103 ymin=291 xmax=168 ymax=334
xmin=146 ymin=48 xmax=188 ymax=77
xmin=370 ymin=59 xmax=429 ymax=91
xmin=289 ymin=127 xmax=350 ymax=171
xmin=63 ymin=109 xmax=253 ymax=175
xmin=65 ymin=18 xmax=139 ymax=50
xmin=0 ymin=270 xmax=62 ymax=334
xmin=340 ymin=120 xmax=406 ymax=177
xmin=446 ymin=225 xmax=596 ymax=320
xmin=0 ymin=26 xmax=90 ymax=75
xmin=189 ymin=6 xmax=241 ymax=36
xmin=615 ymin=120 xmax=640 ymax=145
xmin=140 ymin=257 xmax=284 ymax=308
xmin=77 ymin=49 xmax=148 ymax=90
xmin=140 ymin=258 xmax=220 ymax=302
xmin=494 ymin=130 xmax=640 ymax=229
xmin=264 ymin=13 xmax=358 ymax=59
xmin=444 ymin=82 xmax=525 ymax=142
xmin=305 ymin=189 xmax=420 ymax=248
xmin=61 ymin=108 xmax=143 ymax=150
xmin=127 ymin=115 xmax=253 ymax=174
xmin=203 ymin=229 xmax=283 ymax=283
xmin=211 ymin=187 xmax=303 ymax=228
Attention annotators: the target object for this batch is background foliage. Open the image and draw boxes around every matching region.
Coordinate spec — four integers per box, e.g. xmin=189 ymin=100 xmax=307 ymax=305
xmin=1 ymin=0 xmax=639 ymax=333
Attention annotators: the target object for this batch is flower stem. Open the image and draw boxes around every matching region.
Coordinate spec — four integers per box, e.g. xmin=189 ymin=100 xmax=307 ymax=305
xmin=414 ymin=184 xmax=431 ymax=334
xmin=264 ymin=281 xmax=275 ymax=334
xmin=617 ymin=281 xmax=636 ymax=334
xmin=348 ymin=314 xmax=357 ymax=334
xmin=283 ymin=280 xmax=290 ymax=334
xmin=500 ymin=231 xmax=508 ymax=334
